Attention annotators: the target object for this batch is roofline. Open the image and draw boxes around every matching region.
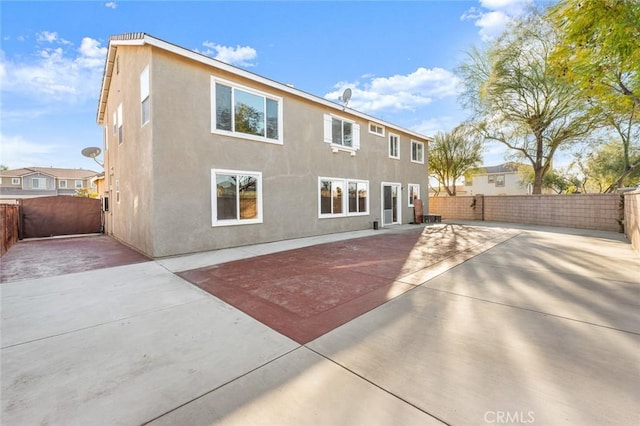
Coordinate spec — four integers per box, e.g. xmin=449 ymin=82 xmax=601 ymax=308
xmin=96 ymin=33 xmax=432 ymax=141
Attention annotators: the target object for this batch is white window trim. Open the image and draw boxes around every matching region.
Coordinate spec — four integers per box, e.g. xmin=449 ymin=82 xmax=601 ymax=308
xmin=117 ymin=103 xmax=123 ymax=145
xmin=211 ymin=168 xmax=263 ymax=227
xmin=211 ymin=77 xmax=284 ymax=145
xmin=59 ymin=180 xmax=67 ymax=189
xmin=408 ymin=183 xmax=420 ymax=207
xmin=140 ymin=64 xmax=150 ymax=126
xmin=318 ymin=176 xmax=369 ymax=218
xmin=388 ymin=133 xmax=400 ymax=160
xmin=411 ymin=140 xmax=425 ymax=164
xmin=368 ymin=122 xmax=385 ymax=137
xmin=32 ymin=177 xmax=47 ymax=189
xmin=12 ymin=178 xmax=20 ymax=185
xmin=323 ymin=114 xmax=361 ymax=154
xmin=75 ymin=180 xmax=83 ymax=189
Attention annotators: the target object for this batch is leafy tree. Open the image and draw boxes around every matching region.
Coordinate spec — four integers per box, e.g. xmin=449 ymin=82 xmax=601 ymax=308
xmin=549 ymin=0 xmax=640 ymax=189
xmin=0 ymin=165 xmax=8 ymax=171
xmin=75 ymin=187 xmax=98 ymax=198
xmin=458 ymin=12 xmax=595 ymax=194
xmin=517 ymin=164 xmax=582 ymax=194
xmin=549 ymin=0 xmax=639 ymax=113
xmin=574 ymin=141 xmax=640 ymax=192
xmin=429 ymin=124 xmax=483 ymax=196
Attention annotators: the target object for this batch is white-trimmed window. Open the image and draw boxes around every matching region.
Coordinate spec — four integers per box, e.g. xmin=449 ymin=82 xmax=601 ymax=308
xmin=488 ymin=175 xmax=495 ymax=184
xmin=115 ymin=179 xmax=120 ymax=203
xmin=75 ymin=180 xmax=83 ymax=189
xmin=408 ymin=184 xmax=420 ymax=207
xmin=112 ymin=111 xmax=117 ymax=136
xmin=411 ymin=140 xmax=425 ymax=164
xmin=212 ymin=169 xmax=263 ymax=226
xmin=12 ymin=178 xmax=20 ymax=185
xmin=369 ymin=122 xmax=385 ymax=137
xmin=319 ymin=177 xmax=369 ymax=218
xmin=117 ymin=103 xmax=123 ymax=144
xmin=140 ymin=65 xmax=150 ymax=125
xmin=323 ymin=114 xmax=361 ymax=150
xmin=59 ymin=180 xmax=67 ymax=189
xmin=32 ymin=177 xmax=46 ymax=189
xmin=496 ymin=175 xmax=505 ymax=187
xmin=212 ymin=78 xmax=282 ymax=144
xmin=389 ymin=133 xmax=400 ymax=159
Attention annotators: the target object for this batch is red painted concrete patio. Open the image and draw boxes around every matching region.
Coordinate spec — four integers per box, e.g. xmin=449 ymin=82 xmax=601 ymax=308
xmin=178 ymin=225 xmax=518 ymax=343
xmin=0 ymin=235 xmax=149 ymax=283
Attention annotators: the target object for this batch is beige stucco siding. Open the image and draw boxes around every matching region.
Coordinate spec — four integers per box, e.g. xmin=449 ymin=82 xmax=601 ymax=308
xmin=105 ymin=44 xmax=429 ymax=257
xmin=103 ymin=45 xmax=154 ymax=255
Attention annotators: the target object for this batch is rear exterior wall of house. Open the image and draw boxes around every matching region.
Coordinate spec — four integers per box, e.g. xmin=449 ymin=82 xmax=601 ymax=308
xmin=103 ymin=44 xmax=430 ymax=257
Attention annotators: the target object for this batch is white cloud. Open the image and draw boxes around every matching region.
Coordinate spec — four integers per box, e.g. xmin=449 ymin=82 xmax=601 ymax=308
xmin=462 ymin=0 xmax=532 ymax=42
xmin=200 ymin=41 xmax=257 ymax=67
xmin=324 ymin=67 xmax=460 ymax=114
xmin=36 ymin=31 xmax=70 ymax=45
xmin=105 ymin=2 xmax=117 ymax=9
xmin=0 ymin=35 xmax=107 ymax=102
xmin=36 ymin=31 xmax=59 ymax=43
xmin=0 ymin=133 xmax=58 ymax=168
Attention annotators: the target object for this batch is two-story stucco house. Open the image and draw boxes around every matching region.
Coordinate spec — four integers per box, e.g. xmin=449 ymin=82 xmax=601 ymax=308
xmin=0 ymin=167 xmax=99 ymax=200
xmin=96 ymin=33 xmax=431 ymax=258
xmin=464 ymin=163 xmax=529 ymax=195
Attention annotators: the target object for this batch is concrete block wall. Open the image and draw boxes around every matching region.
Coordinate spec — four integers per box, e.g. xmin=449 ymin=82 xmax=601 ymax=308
xmin=429 ymin=194 xmax=622 ymax=233
xmin=428 ymin=196 xmax=477 ymax=220
xmin=624 ymin=190 xmax=640 ymax=253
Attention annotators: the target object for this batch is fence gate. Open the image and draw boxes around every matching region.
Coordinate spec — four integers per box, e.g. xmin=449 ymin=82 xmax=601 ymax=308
xmin=20 ymin=196 xmax=102 ymax=238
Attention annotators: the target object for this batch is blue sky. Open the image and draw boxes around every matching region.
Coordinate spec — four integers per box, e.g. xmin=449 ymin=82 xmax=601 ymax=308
xmin=1 ymin=0 xmax=540 ymax=171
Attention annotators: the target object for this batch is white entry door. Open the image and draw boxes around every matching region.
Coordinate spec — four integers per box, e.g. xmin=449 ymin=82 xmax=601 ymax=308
xmin=381 ymin=183 xmax=401 ymax=226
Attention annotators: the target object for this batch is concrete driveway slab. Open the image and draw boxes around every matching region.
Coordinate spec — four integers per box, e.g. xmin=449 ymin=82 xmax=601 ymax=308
xmin=308 ymin=286 xmax=640 ymax=425
xmin=150 ymin=347 xmax=443 ymax=426
xmin=1 ymin=262 xmax=204 ymax=347
xmin=475 ymin=230 xmax=639 ymax=283
xmin=1 ymin=261 xmax=298 ymax=425
xmin=0 ymin=235 xmax=149 ymax=282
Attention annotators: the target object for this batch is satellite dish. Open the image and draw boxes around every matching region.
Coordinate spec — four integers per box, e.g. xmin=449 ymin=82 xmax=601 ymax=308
xmin=81 ymin=147 xmax=104 ymax=167
xmin=82 ymin=147 xmax=102 ymax=158
xmin=339 ymin=88 xmax=352 ymax=108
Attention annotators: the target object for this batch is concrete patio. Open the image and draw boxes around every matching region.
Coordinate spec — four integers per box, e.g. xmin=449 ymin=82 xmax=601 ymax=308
xmin=1 ymin=222 xmax=638 ymax=425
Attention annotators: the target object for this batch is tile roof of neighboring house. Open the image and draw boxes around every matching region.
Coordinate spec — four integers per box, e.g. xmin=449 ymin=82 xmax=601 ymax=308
xmin=0 ymin=167 xmax=100 ymax=179
xmin=478 ymin=162 xmax=524 ymax=174
xmin=97 ymin=33 xmax=432 ymax=142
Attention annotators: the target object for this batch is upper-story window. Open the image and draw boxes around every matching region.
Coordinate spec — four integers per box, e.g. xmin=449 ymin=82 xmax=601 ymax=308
xmin=411 ymin=140 xmax=425 ymax=164
xmin=32 ymin=177 xmax=47 ymax=189
xmin=140 ymin=65 xmax=150 ymax=126
xmin=389 ymin=133 xmax=400 ymax=159
xmin=212 ymin=78 xmax=283 ymax=144
xmin=488 ymin=175 xmax=495 ymax=184
xmin=369 ymin=122 xmax=385 ymax=137
xmin=323 ymin=114 xmax=360 ymax=151
xmin=117 ymin=103 xmax=123 ymax=144
xmin=496 ymin=175 xmax=505 ymax=187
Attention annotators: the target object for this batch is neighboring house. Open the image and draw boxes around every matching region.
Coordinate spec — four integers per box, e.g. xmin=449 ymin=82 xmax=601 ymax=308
xmin=464 ymin=163 xmax=529 ymax=195
xmin=96 ymin=33 xmax=432 ymax=258
xmin=0 ymin=167 xmax=99 ymax=199
xmin=428 ymin=184 xmax=468 ymax=197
